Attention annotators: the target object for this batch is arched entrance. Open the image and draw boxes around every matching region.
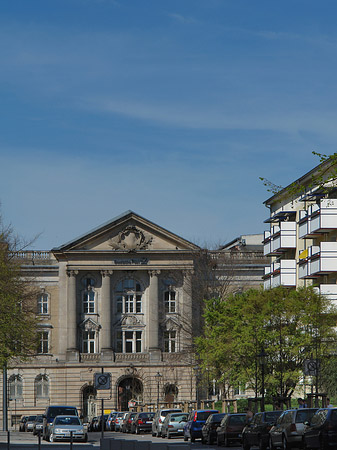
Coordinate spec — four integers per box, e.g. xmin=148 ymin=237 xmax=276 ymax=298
xmin=82 ymin=385 xmax=97 ymax=422
xmin=118 ymin=377 xmax=143 ymax=411
xmin=164 ymin=384 xmax=178 ymax=403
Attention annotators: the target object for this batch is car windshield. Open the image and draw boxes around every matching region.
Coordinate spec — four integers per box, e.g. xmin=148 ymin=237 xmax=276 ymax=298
xmin=296 ymin=410 xmax=317 ymax=423
xmin=171 ymin=414 xmax=188 ymax=422
xmin=55 ymin=417 xmax=81 ymax=426
xmin=49 ymin=408 xmax=77 ymax=419
xmin=265 ymin=412 xmax=283 ymax=422
xmin=35 ymin=417 xmax=43 ymax=423
xmin=212 ymin=413 xmax=226 ymax=422
xmin=229 ymin=415 xmax=246 ymax=425
xmin=162 ymin=410 xmax=181 ymax=417
xmin=28 ymin=416 xmax=37 ymax=421
xmin=196 ymin=411 xmax=217 ymax=421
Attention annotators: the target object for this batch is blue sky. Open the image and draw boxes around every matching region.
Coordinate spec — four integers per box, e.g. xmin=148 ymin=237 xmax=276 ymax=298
xmin=1 ymin=0 xmax=337 ymax=249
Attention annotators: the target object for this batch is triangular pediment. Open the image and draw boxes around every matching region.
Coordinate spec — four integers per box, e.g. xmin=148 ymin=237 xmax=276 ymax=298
xmin=79 ymin=317 xmax=100 ymax=331
xmin=52 ymin=211 xmax=199 ymax=254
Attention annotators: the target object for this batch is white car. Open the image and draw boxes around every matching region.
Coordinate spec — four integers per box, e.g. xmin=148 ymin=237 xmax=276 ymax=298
xmin=49 ymin=415 xmax=87 ymax=442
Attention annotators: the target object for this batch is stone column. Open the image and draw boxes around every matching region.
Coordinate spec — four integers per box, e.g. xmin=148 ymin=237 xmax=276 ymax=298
xmin=182 ymin=270 xmax=193 ymax=350
xmin=66 ymin=270 xmax=79 ymax=361
xmin=100 ymin=270 xmax=113 ymax=361
xmin=148 ymin=270 xmax=161 ymax=361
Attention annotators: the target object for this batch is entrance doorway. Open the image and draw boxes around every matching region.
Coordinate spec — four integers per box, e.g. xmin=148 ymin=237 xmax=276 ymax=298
xmin=118 ymin=377 xmax=143 ymax=411
xmin=82 ymin=385 xmax=97 ymax=422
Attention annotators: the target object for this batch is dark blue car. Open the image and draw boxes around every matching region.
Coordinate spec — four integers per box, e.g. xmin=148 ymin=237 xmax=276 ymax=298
xmin=304 ymin=408 xmax=337 ymax=449
xmin=184 ymin=409 xmax=219 ymax=442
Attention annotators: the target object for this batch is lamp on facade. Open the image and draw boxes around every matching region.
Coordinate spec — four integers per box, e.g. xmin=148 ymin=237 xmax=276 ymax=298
xmin=258 ymin=348 xmax=267 ymax=412
xmin=155 ymin=372 xmax=162 ymax=409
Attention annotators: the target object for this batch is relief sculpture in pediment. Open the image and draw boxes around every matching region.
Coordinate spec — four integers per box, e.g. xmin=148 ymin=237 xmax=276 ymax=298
xmin=108 ymin=226 xmax=153 ymax=252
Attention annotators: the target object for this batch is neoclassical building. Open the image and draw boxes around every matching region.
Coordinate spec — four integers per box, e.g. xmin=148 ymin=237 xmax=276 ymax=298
xmin=2 ymin=211 xmax=199 ymax=424
xmin=1 ymin=211 xmax=267 ymax=426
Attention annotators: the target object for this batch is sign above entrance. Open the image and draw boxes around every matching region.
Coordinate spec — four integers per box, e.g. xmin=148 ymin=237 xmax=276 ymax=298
xmin=94 ymin=373 xmax=111 ymax=390
xmin=113 ymin=258 xmax=148 ymax=265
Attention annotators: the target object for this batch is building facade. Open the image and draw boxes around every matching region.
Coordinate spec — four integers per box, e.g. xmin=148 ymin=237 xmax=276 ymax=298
xmin=263 ymin=159 xmax=337 ymax=302
xmin=1 ymin=211 xmax=268 ymax=426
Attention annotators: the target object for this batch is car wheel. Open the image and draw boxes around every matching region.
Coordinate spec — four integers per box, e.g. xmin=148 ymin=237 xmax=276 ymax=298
xmin=208 ymin=435 xmax=213 ymax=445
xmin=167 ymin=431 xmax=171 ymax=439
xmin=49 ymin=433 xmax=54 ymax=443
xmin=224 ymin=436 xmax=230 ymax=447
xmin=270 ymin=437 xmax=276 ymax=450
xmin=156 ymin=431 xmax=161 ymax=437
xmin=83 ymin=434 xmax=88 ymax=442
xmin=283 ymin=436 xmax=290 ymax=450
xmin=191 ymin=436 xmax=196 ymax=443
xmin=259 ymin=437 xmax=267 ymax=450
xmin=184 ymin=434 xmax=189 ymax=442
xmin=136 ymin=427 xmax=139 ymax=435
xmin=217 ymin=435 xmax=222 ymax=446
xmin=243 ymin=437 xmax=251 ymax=450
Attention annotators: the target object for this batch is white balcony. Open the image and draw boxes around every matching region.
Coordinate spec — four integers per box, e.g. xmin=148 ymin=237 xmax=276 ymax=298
xmin=264 ymin=260 xmax=296 ymax=288
xmin=264 ymin=222 xmax=296 ymax=256
xmin=299 ymin=199 xmax=337 ymax=238
xmin=299 ymin=243 xmax=337 ymax=277
xmin=316 ymin=284 xmax=337 ymax=305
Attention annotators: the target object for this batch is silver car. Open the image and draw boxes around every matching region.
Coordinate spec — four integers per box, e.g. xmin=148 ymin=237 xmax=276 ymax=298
xmin=161 ymin=412 xmax=189 ymax=439
xmin=152 ymin=408 xmax=183 ymax=437
xmin=49 ymin=415 xmax=87 ymax=442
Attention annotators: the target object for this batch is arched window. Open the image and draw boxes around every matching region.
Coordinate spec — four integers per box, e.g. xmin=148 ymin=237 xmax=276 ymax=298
xmin=115 ymin=278 xmax=142 ymax=314
xmin=9 ymin=375 xmax=23 ymax=399
xmin=37 ymin=292 xmax=49 ymax=314
xmin=35 ymin=375 xmax=49 ymax=399
xmin=82 ymin=277 xmax=96 ymax=313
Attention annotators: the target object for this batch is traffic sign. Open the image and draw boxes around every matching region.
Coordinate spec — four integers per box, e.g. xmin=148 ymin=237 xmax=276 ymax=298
xmin=94 ymin=372 xmax=111 ymax=390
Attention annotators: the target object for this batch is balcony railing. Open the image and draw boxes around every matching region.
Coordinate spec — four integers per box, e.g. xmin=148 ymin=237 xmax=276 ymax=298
xmin=263 ymin=222 xmax=296 ymax=256
xmin=264 ymin=260 xmax=296 ymax=288
xmin=298 ymin=243 xmax=337 ymax=278
xmin=298 ymin=199 xmax=337 ymax=238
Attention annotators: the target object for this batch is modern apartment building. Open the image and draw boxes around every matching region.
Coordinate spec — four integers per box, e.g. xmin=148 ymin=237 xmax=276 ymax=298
xmin=263 ymin=158 xmax=337 ymax=302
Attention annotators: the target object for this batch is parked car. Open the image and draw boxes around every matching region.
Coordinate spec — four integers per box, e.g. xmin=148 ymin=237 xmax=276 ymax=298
xmin=107 ymin=412 xmax=118 ymax=431
xmin=131 ymin=412 xmax=155 ymax=434
xmin=184 ymin=409 xmax=219 ymax=443
xmin=122 ymin=412 xmax=137 ymax=433
xmin=269 ymin=408 xmax=318 ymax=450
xmin=33 ymin=415 xmax=44 ymax=436
xmin=216 ymin=413 xmax=246 ymax=447
xmin=25 ymin=415 xmax=37 ymax=432
xmin=88 ymin=416 xmax=98 ymax=432
xmin=242 ymin=410 xmax=283 ymax=450
xmin=97 ymin=414 xmax=109 ymax=431
xmin=42 ymin=405 xmax=78 ymax=441
xmin=114 ymin=412 xmax=128 ymax=431
xmin=161 ymin=412 xmax=189 ymax=439
xmin=303 ymin=408 xmax=337 ymax=450
xmin=19 ymin=416 xmax=28 ymax=432
xmin=49 ymin=415 xmax=87 ymax=443
xmin=152 ymin=408 xmax=183 ymax=437
xmin=201 ymin=413 xmax=227 ymax=445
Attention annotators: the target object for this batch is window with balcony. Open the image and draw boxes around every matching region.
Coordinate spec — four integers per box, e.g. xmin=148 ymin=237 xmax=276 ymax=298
xmin=164 ymin=330 xmax=177 ymax=352
xmin=116 ymin=330 xmax=142 ymax=353
xmin=115 ymin=278 xmax=142 ymax=314
xmin=37 ymin=292 xmax=49 ymax=315
xmin=82 ymin=330 xmax=96 ymax=353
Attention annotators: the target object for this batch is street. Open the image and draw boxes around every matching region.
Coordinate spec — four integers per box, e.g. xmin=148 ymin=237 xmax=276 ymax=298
xmin=0 ymin=430 xmax=244 ymax=450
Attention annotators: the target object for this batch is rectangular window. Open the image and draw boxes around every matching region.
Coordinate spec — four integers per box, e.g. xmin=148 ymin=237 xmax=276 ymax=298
xmin=38 ymin=331 xmax=49 ymax=354
xmin=38 ymin=293 xmax=49 ymax=314
xmin=164 ymin=330 xmax=176 ymax=352
xmin=164 ymin=291 xmax=176 ymax=313
xmin=116 ymin=296 xmax=123 ymax=313
xmin=83 ymin=331 xmax=96 ymax=353
xmin=83 ymin=290 xmax=95 ymax=313
xmin=116 ymin=331 xmax=142 ymax=353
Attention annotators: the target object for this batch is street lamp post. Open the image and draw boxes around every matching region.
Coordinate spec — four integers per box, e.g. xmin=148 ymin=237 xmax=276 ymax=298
xmin=155 ymin=372 xmax=162 ymax=410
xmin=193 ymin=366 xmax=200 ymax=409
xmin=258 ymin=349 xmax=267 ymax=412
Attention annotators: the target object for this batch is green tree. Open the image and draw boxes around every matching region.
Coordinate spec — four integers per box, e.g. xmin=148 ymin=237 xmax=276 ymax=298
xmin=0 ymin=217 xmax=39 ymax=367
xmin=196 ymin=286 xmax=337 ymax=401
